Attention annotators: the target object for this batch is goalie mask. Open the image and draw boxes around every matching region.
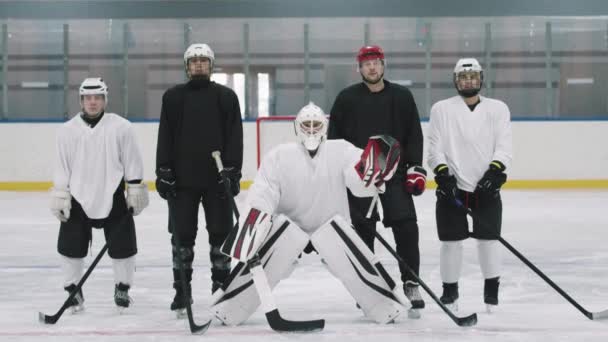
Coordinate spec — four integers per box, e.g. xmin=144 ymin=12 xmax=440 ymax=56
xmin=294 ymin=102 xmax=328 ymax=152
xmin=453 ymin=58 xmax=483 ymax=98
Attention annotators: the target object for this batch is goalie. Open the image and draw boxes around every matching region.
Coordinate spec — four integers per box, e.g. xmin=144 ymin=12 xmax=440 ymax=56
xmin=212 ymin=102 xmax=405 ymax=325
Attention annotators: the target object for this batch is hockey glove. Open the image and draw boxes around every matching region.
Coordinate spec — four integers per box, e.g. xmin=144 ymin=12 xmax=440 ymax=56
xmin=126 ymin=183 xmax=149 ymax=216
xmin=50 ymin=188 xmax=71 ymax=222
xmin=434 ymin=164 xmax=458 ymax=202
xmin=355 ymin=135 xmax=401 ymax=189
xmin=405 ymin=165 xmax=427 ymax=196
xmin=219 ymin=167 xmax=242 ymax=197
xmin=155 ymin=167 xmax=176 ymax=200
xmin=476 ymin=161 xmax=507 ymax=194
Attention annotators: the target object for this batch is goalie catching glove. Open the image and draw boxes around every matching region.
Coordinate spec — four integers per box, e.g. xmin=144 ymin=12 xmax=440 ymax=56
xmin=355 ymin=134 xmax=401 ymax=192
xmin=221 ymin=208 xmax=273 ymax=262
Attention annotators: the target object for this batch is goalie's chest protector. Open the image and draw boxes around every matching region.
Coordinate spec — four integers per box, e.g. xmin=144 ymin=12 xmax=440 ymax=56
xmin=255 ymin=141 xmax=356 ymax=234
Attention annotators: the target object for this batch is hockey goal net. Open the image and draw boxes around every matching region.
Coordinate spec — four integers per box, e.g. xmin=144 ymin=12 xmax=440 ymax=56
xmin=256 ymin=116 xmax=297 ymax=167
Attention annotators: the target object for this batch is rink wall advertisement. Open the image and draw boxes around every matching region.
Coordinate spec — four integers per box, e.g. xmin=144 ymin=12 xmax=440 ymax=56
xmin=0 ymin=120 xmax=607 ymax=190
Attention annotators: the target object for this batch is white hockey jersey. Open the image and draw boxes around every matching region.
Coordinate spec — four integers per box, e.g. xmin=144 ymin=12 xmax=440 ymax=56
xmin=247 ymin=140 xmax=374 ymax=233
xmin=427 ymin=95 xmax=513 ymax=192
xmin=53 ymin=113 xmax=144 ymax=219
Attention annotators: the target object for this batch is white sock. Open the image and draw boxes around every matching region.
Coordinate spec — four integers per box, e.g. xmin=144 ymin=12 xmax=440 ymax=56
xmin=477 ymin=239 xmax=501 ymax=279
xmin=440 ymin=240 xmax=464 ymax=283
xmin=60 ymin=255 xmax=85 ymax=287
xmin=112 ymin=256 xmax=135 ymax=286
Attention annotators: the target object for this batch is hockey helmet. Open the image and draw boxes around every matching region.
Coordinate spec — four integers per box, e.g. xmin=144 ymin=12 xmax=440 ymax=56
xmin=294 ymin=102 xmax=328 ymax=151
xmin=453 ymin=58 xmax=484 ymax=98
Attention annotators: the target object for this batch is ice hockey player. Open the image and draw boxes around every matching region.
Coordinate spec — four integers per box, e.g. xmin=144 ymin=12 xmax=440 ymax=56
xmin=427 ymin=58 xmax=513 ymax=312
xmin=50 ymin=77 xmax=148 ymax=313
xmin=155 ymin=43 xmax=243 ymax=317
xmin=328 ymin=45 xmax=427 ymax=311
xmin=212 ymin=102 xmax=405 ymax=325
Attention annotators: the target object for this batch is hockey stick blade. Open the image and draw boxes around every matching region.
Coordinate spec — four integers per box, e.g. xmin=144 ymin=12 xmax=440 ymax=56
xmin=591 ymin=309 xmax=608 ymax=320
xmin=455 ymin=313 xmax=478 ymax=327
xmin=366 ymin=193 xmax=477 ymax=327
xmin=39 ymin=244 xmax=108 ymax=325
xmin=456 ymin=200 xmax=607 ymax=322
xmin=266 ymin=309 xmax=325 ymax=333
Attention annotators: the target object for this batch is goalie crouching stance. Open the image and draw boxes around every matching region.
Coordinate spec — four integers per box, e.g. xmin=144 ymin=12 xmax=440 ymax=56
xmin=212 ymin=102 xmax=404 ymax=325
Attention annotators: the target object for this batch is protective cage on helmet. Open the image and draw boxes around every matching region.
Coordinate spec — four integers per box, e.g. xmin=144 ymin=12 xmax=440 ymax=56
xmin=293 ymin=102 xmax=328 ymax=151
xmin=453 ymin=58 xmax=484 ymax=98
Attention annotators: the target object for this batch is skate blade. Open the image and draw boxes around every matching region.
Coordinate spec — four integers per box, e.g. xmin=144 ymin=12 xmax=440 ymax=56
xmin=174 ymin=309 xmax=187 ymax=319
xmin=70 ymin=305 xmax=85 ymax=315
xmin=444 ymin=301 xmax=458 ymax=312
xmin=115 ymin=306 xmax=130 ymax=315
xmin=485 ymin=304 xmax=497 ymax=314
xmin=407 ymin=308 xmax=421 ymax=319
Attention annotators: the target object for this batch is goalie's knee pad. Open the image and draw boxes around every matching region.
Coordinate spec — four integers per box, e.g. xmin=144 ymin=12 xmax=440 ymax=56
xmin=212 ymin=215 xmax=309 ymax=325
xmin=310 ymin=215 xmax=402 ymax=324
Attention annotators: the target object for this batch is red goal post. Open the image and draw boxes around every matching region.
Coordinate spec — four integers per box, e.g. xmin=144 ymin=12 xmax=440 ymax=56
xmin=256 ymin=116 xmax=297 ymax=167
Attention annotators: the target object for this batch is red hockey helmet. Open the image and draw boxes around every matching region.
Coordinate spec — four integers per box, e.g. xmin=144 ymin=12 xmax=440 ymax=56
xmin=357 ymin=45 xmax=385 ymax=64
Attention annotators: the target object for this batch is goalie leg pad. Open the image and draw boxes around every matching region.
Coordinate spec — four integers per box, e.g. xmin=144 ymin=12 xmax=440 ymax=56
xmin=310 ymin=215 xmax=402 ymax=324
xmin=212 ymin=215 xmax=309 ymax=326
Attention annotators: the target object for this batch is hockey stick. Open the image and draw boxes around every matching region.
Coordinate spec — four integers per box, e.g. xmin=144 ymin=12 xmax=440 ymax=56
xmin=212 ymin=150 xmax=325 ymax=333
xmin=366 ymin=195 xmax=478 ymax=327
xmin=456 ymin=199 xmax=608 ymax=320
xmin=39 ymin=243 xmax=108 ymax=324
xmin=168 ymin=198 xmax=212 ymax=334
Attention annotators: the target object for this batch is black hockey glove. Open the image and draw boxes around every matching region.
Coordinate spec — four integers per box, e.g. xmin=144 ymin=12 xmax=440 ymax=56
xmin=155 ymin=167 xmax=176 ymax=200
xmin=476 ymin=161 xmax=507 ymax=195
xmin=219 ymin=167 xmax=242 ymax=197
xmin=434 ymin=164 xmax=458 ymax=202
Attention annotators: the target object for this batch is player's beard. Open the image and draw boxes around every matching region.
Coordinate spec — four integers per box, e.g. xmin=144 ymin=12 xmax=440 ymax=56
xmin=188 ymin=72 xmax=211 ymax=88
xmin=362 ymin=71 xmax=384 ymax=85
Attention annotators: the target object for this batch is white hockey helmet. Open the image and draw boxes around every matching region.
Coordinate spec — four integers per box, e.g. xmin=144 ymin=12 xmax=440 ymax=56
xmin=453 ymin=58 xmax=484 ymax=98
xmin=294 ymin=102 xmax=328 ymax=151
xmin=79 ymin=77 xmax=108 ymax=104
xmin=184 ymin=43 xmax=215 ymax=70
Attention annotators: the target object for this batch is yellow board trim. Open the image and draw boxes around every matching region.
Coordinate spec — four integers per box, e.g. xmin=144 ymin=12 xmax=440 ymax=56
xmin=1 ymin=179 xmax=607 ymax=191
xmin=426 ymin=179 xmax=608 ymax=189
xmin=0 ymin=180 xmax=256 ymax=192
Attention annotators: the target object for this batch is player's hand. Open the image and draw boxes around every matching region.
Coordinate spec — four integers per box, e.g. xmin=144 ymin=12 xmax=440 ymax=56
xmin=404 ymin=165 xmax=427 ymax=196
xmin=355 ymin=135 xmax=401 ymax=188
xmin=219 ymin=167 xmax=242 ymax=197
xmin=50 ymin=188 xmax=71 ymax=222
xmin=476 ymin=161 xmax=507 ymax=195
xmin=434 ymin=164 xmax=458 ymax=202
xmin=126 ymin=183 xmax=149 ymax=216
xmin=155 ymin=167 xmax=176 ymax=200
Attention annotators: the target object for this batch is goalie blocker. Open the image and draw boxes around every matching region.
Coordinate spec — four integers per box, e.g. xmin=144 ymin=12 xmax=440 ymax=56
xmin=212 ymin=214 xmax=401 ymax=325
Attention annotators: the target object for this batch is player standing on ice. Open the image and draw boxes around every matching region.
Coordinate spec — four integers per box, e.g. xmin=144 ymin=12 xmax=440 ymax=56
xmin=427 ymin=58 xmax=513 ymax=312
xmin=50 ymin=77 xmax=148 ymax=312
xmin=328 ymin=45 xmax=427 ymax=311
xmin=212 ymin=102 xmax=405 ymax=326
xmin=155 ymin=43 xmax=243 ymax=317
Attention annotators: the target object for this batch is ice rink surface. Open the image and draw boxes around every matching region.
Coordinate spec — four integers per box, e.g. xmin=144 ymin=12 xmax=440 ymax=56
xmin=1 ymin=189 xmax=607 ymax=341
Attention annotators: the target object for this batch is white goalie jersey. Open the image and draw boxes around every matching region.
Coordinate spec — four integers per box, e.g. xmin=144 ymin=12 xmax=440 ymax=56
xmin=247 ymin=139 xmax=375 ymax=233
